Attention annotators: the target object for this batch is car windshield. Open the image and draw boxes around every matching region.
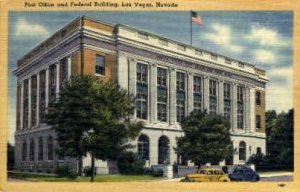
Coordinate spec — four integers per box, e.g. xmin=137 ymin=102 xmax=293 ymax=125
xmin=199 ymin=170 xmax=206 ymax=174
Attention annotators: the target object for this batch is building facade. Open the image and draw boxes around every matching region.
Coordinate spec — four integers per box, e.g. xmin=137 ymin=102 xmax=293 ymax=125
xmin=14 ymin=16 xmax=268 ymax=173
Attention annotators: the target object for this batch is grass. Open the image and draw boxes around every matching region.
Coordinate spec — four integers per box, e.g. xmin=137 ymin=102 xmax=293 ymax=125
xmin=8 ymin=172 xmax=163 ymax=182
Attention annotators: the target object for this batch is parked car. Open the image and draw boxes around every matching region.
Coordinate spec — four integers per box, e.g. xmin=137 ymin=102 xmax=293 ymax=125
xmin=183 ymin=168 xmax=230 ymax=182
xmin=229 ymin=165 xmax=260 ymax=181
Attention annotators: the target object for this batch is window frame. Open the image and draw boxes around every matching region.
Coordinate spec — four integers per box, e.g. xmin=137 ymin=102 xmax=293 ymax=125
xmin=95 ymin=55 xmax=105 ymax=76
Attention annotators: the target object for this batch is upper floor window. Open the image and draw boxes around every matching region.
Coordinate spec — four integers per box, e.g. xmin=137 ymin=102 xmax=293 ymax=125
xmin=238 ymin=62 xmax=245 ymax=68
xmin=209 ymin=80 xmax=217 ymax=97
xmin=177 ymin=44 xmax=186 ymax=51
xmin=194 ymin=76 xmax=202 ymax=93
xmin=211 ymin=54 xmax=218 ymax=60
xmin=159 ymin=38 xmax=168 ymax=46
xmin=224 ymin=83 xmax=231 ymax=100
xmin=60 ymin=58 xmax=68 ymax=84
xmin=95 ymin=55 xmax=105 ymax=75
xmin=195 ymin=50 xmax=203 ymax=56
xmin=157 ymin=68 xmax=167 ymax=87
xmin=256 ymin=115 xmax=261 ymax=129
xmin=137 ymin=63 xmax=148 ymax=83
xmin=138 ymin=32 xmax=148 ymax=40
xmin=256 ymin=91 xmax=261 ymax=105
xmin=237 ymin=85 xmax=244 ymax=102
xmin=225 ymin=58 xmax=232 ymax=64
xmin=176 ymin=72 xmax=185 ymax=91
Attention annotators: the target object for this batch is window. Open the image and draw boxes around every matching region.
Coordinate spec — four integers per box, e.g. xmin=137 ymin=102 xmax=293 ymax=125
xmin=95 ymin=55 xmax=105 ymax=75
xmin=159 ymin=38 xmax=168 ymax=46
xmin=22 ymin=141 xmax=27 ymax=161
xmin=256 ymin=115 xmax=261 ymax=128
xmin=238 ymin=62 xmax=245 ymax=68
xmin=157 ymin=68 xmax=167 ymax=122
xmin=256 ymin=91 xmax=261 ymax=105
xmin=256 ymin=147 xmax=262 ymax=155
xmin=211 ymin=54 xmax=218 ymax=60
xmin=225 ymin=58 xmax=231 ymax=64
xmin=39 ymin=70 xmax=46 ymax=123
xmin=138 ymin=135 xmax=149 ymax=160
xmin=209 ymin=80 xmax=217 ymax=114
xmin=237 ymin=85 xmax=244 ymax=129
xmin=177 ymin=44 xmax=186 ymax=51
xmin=239 ymin=141 xmax=246 ymax=161
xmin=38 ymin=137 xmax=43 ymax=161
xmin=224 ymin=83 xmax=231 ymax=124
xmin=49 ymin=64 xmax=56 ymax=102
xmin=193 ymin=76 xmax=202 ymax=111
xmin=136 ymin=63 xmax=148 ymax=120
xmin=60 ymin=58 xmax=68 ymax=87
xmin=195 ymin=50 xmax=203 ymax=56
xmin=31 ymin=75 xmax=37 ymax=127
xmin=176 ymin=72 xmax=185 ymax=122
xmin=158 ymin=136 xmax=170 ymax=164
xmin=16 ymin=84 xmax=21 ymax=130
xmin=138 ymin=32 xmax=148 ymax=40
xmin=48 ymin=136 xmax=54 ymax=160
xmin=23 ymin=79 xmax=29 ymax=129
xmin=29 ymin=139 xmax=35 ymax=161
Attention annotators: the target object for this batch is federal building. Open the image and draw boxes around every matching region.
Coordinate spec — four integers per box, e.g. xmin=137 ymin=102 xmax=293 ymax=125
xmin=13 ymin=16 xmax=268 ymax=173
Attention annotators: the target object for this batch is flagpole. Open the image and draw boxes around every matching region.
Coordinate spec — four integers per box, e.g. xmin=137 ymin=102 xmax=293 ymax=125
xmin=190 ymin=11 xmax=192 ymax=46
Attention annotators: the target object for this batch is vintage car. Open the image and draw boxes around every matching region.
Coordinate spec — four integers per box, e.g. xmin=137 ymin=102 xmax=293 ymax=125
xmin=229 ymin=165 xmax=260 ymax=181
xmin=183 ymin=168 xmax=230 ymax=182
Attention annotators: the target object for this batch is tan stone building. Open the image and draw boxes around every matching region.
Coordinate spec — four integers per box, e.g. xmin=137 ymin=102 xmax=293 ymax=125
xmin=13 ymin=16 xmax=268 ymax=173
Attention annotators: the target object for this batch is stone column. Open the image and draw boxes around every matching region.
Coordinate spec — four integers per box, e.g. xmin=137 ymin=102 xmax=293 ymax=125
xmin=67 ymin=56 xmax=72 ymax=79
xmin=45 ymin=67 xmax=49 ymax=109
xmin=245 ymin=86 xmax=251 ymax=133
xmin=169 ymin=68 xmax=176 ymax=124
xmin=128 ymin=58 xmax=137 ymax=117
xmin=203 ymin=76 xmax=209 ymax=112
xmin=250 ymin=87 xmax=256 ymax=132
xmin=218 ymin=80 xmax=224 ymax=115
xmin=36 ymin=73 xmax=40 ymax=126
xmin=232 ymin=83 xmax=237 ymax=132
xmin=56 ymin=62 xmax=60 ymax=98
xmin=243 ymin=86 xmax=247 ymax=132
xmin=150 ymin=64 xmax=157 ymax=123
xmin=20 ymin=81 xmax=24 ymax=131
xmin=149 ymin=134 xmax=158 ymax=165
xmin=187 ymin=73 xmax=194 ymax=115
xmin=28 ymin=78 xmax=32 ymax=129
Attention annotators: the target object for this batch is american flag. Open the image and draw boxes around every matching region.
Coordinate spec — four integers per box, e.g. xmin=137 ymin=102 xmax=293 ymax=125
xmin=191 ymin=11 xmax=202 ymax=25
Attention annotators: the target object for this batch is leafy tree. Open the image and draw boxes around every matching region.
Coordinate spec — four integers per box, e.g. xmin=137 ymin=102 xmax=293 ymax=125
xmin=47 ymin=75 xmax=143 ymax=181
xmin=175 ymin=111 xmax=234 ymax=168
xmin=7 ymin=143 xmax=14 ymax=170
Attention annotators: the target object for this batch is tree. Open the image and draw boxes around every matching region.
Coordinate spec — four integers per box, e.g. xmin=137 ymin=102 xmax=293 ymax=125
xmin=175 ymin=111 xmax=234 ymax=168
xmin=47 ymin=75 xmax=143 ymax=181
xmin=7 ymin=143 xmax=14 ymax=170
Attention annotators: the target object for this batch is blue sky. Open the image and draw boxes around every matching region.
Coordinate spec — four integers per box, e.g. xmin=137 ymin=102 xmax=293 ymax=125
xmin=8 ymin=11 xmax=293 ymax=143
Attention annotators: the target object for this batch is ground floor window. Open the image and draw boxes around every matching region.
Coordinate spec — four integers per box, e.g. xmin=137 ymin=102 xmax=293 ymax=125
xmin=38 ymin=137 xmax=43 ymax=161
xmin=22 ymin=141 xmax=27 ymax=161
xmin=48 ymin=136 xmax=54 ymax=160
xmin=29 ymin=139 xmax=35 ymax=161
xmin=138 ymin=134 xmax=149 ymax=160
xmin=158 ymin=136 xmax=170 ymax=164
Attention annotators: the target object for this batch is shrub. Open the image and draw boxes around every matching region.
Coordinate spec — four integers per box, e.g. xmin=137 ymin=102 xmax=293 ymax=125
xmin=117 ymin=151 xmax=145 ymax=175
xmin=150 ymin=168 xmax=164 ymax=177
xmin=83 ymin=166 xmax=93 ymax=177
xmin=55 ymin=166 xmax=77 ymax=179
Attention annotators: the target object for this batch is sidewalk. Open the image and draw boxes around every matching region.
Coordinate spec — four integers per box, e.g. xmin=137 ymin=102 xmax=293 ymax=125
xmin=259 ymin=172 xmax=293 ymax=178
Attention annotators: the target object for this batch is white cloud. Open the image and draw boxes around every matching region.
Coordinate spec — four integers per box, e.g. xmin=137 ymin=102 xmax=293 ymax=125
xmin=247 ymin=25 xmax=291 ymax=47
xmin=253 ymin=49 xmax=276 ymax=64
xmin=266 ymin=84 xmax=292 ymax=112
xmin=202 ymin=23 xmax=244 ymax=53
xmin=15 ymin=19 xmax=49 ymax=37
xmin=268 ymin=67 xmax=293 ymax=79
xmin=266 ymin=67 xmax=292 ymax=112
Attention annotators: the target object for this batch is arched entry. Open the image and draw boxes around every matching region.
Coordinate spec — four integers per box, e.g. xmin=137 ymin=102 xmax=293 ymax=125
xmin=158 ymin=136 xmax=170 ymax=164
xmin=239 ymin=141 xmax=246 ymax=161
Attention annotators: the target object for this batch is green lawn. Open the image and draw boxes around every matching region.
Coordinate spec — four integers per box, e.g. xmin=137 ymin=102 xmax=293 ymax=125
xmin=8 ymin=172 xmax=163 ymax=182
